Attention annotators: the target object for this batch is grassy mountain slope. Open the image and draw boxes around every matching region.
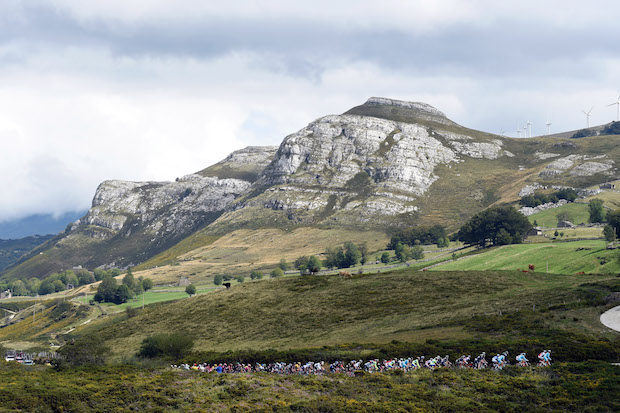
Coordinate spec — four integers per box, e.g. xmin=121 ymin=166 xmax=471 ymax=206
xmin=71 ymin=269 xmax=618 ymax=358
xmin=0 ymin=235 xmax=54 ymax=271
xmin=431 ymin=239 xmax=618 ymax=274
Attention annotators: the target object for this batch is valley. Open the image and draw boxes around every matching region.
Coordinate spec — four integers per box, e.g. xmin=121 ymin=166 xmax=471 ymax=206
xmin=0 ymin=98 xmax=619 ymax=412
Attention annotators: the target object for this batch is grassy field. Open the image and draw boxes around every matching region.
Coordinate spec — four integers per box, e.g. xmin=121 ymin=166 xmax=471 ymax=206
xmin=0 ymin=361 xmax=617 ymax=412
xmin=130 ymin=227 xmax=390 ymax=286
xmin=69 ymin=268 xmax=619 ymax=358
xmin=527 ymin=202 xmax=590 ymax=228
xmin=430 ymin=240 xmax=619 ymax=274
xmin=584 ymin=190 xmax=620 ymax=211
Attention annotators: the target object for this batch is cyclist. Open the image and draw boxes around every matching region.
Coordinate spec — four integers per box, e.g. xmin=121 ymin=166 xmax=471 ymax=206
xmin=516 ymin=352 xmax=529 ymax=367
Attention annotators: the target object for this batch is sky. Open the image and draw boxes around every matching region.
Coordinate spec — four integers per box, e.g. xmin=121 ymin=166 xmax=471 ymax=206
xmin=1 ymin=0 xmax=620 ymax=223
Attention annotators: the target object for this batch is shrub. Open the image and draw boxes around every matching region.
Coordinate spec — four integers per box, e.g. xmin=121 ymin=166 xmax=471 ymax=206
xmin=185 ymin=284 xmax=196 ymax=296
xmin=235 ymin=275 xmax=245 ymax=283
xmin=250 ymin=270 xmax=264 ymax=280
xmin=380 ymin=252 xmax=390 ymax=264
xmin=58 ymin=336 xmax=110 ymax=367
xmin=213 ymin=274 xmax=223 ymax=285
xmin=270 ymin=268 xmax=284 ymax=278
xmin=138 ymin=333 xmax=194 ymax=360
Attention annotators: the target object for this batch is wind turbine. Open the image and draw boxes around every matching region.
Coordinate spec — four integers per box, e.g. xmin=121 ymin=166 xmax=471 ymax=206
xmin=523 ymin=123 xmax=529 ymax=138
xmin=526 ymin=120 xmax=533 ymax=138
xmin=582 ymin=106 xmax=594 ymax=128
xmin=607 ymin=94 xmax=620 ymax=122
xmin=546 ymin=119 xmax=552 ymax=135
xmin=517 ymin=126 xmax=522 ymax=137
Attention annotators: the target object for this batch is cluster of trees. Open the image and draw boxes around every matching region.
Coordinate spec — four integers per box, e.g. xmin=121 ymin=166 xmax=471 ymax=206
xmin=0 ymin=268 xmax=124 ymax=297
xmin=387 ymin=225 xmax=448 ymax=249
xmin=458 ymin=206 xmax=532 ymax=247
xmin=519 ymin=189 xmax=578 ymax=208
xmin=393 ymin=242 xmax=424 ymax=262
xmin=94 ymin=269 xmax=153 ymax=305
xmin=324 ymin=242 xmax=368 ymax=269
xmin=294 ymin=256 xmax=322 ymax=274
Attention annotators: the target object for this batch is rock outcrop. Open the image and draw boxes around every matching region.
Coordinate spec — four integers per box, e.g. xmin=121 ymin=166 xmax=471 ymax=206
xmin=6 ymin=97 xmax=620 ymax=278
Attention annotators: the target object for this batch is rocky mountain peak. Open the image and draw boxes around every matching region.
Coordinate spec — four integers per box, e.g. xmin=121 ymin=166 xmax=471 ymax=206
xmin=363 ymin=97 xmax=447 ymax=118
xmin=344 ymin=97 xmax=453 ymax=126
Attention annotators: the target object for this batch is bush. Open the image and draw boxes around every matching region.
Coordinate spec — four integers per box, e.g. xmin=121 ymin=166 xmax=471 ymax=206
xmin=138 ymin=333 xmax=194 ymax=360
xmin=278 ymin=259 xmax=290 ymax=271
xmin=58 ymin=336 xmax=110 ymax=367
xmin=213 ymin=274 xmax=223 ymax=286
xmin=142 ymin=278 xmax=154 ymax=291
xmin=270 ymin=268 xmax=284 ymax=278
xmin=380 ymin=252 xmax=390 ymax=264
xmin=235 ymin=275 xmax=244 ymax=283
xmin=185 ymin=284 xmax=196 ymax=296
xmin=250 ymin=270 xmax=264 ymax=280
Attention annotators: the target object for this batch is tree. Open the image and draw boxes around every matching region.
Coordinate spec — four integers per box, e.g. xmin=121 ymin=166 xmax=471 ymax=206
xmin=185 ymin=284 xmax=196 ymax=296
xmin=556 ymin=211 xmax=570 ymax=223
xmin=114 ymin=284 xmax=132 ymax=304
xmin=457 ymin=206 xmax=532 ymax=247
xmin=359 ymin=242 xmax=368 ymax=265
xmin=235 ymin=275 xmax=245 ymax=283
xmin=76 ymin=270 xmax=95 ymax=286
xmin=250 ymin=270 xmax=264 ymax=280
xmin=411 ymin=244 xmax=424 ymax=260
xmin=65 ymin=273 xmax=79 ymax=289
xmin=97 ymin=276 xmax=118 ymax=303
xmin=607 ymin=210 xmax=620 ymax=239
xmin=38 ymin=279 xmax=55 ymax=296
xmin=278 ymin=259 xmax=290 ymax=271
xmin=325 ymin=246 xmax=345 ymax=269
xmin=295 ymin=256 xmax=309 ymax=274
xmin=52 ymin=279 xmax=65 ymax=292
xmin=270 ymin=268 xmax=284 ymax=278
xmin=588 ymin=199 xmax=605 ymax=223
xmin=343 ymin=241 xmax=361 ymax=267
xmin=394 ymin=242 xmax=411 ymax=262
xmin=123 ymin=269 xmax=136 ymax=290
xmin=142 ymin=278 xmax=154 ymax=291
xmin=380 ymin=252 xmax=391 ymax=264
xmin=603 ymin=225 xmax=616 ymax=242
xmin=93 ymin=268 xmax=106 ymax=281
xmin=9 ymin=280 xmax=27 ymax=296
xmin=554 ymin=230 xmax=559 ymax=237
xmin=307 ymin=255 xmax=322 ymax=274
xmin=436 ymin=237 xmax=450 ymax=248
xmin=213 ymin=274 xmax=223 ymax=286
xmin=495 ymin=228 xmax=513 ymax=245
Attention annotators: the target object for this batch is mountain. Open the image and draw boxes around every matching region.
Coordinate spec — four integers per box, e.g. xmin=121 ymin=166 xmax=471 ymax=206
xmin=0 ymin=235 xmax=55 ymax=271
xmin=0 ymin=211 xmax=86 ymax=239
xmin=3 ymin=97 xmax=620 ymax=280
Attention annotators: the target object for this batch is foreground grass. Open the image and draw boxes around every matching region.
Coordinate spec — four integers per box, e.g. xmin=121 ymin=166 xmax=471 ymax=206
xmin=431 ymin=240 xmax=620 ymax=274
xmin=0 ymin=362 xmax=617 ymax=412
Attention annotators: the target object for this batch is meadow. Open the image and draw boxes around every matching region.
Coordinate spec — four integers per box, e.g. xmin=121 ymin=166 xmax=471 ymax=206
xmin=430 ymin=239 xmax=620 ymax=274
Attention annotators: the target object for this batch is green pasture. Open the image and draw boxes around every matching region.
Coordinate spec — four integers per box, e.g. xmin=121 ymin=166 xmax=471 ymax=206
xmin=430 ymin=239 xmax=619 ymax=274
xmin=527 ymin=202 xmax=590 ymax=228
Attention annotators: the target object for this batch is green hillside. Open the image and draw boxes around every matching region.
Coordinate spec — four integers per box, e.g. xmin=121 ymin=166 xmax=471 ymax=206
xmin=527 ymin=202 xmax=590 ymax=227
xmin=72 ymin=269 xmax=619 ymax=358
xmin=430 ymin=240 xmax=618 ymax=274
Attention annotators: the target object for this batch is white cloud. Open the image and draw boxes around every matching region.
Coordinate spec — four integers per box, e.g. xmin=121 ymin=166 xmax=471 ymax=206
xmin=1 ymin=1 xmax=620 ymax=222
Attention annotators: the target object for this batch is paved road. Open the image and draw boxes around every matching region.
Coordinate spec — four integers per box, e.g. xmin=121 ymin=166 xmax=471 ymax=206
xmin=600 ymin=305 xmax=620 ymax=332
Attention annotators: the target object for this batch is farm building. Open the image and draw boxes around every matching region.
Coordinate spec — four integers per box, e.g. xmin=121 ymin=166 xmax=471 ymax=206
xmin=599 ymin=183 xmax=616 ymax=189
xmin=527 ymin=227 xmax=543 ymax=236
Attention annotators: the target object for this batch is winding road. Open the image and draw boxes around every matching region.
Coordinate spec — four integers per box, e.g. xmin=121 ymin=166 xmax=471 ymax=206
xmin=600 ymin=305 xmax=620 ymax=332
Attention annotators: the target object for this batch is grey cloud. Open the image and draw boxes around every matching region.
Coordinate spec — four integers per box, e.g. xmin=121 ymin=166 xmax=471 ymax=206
xmin=3 ymin=2 xmax=619 ymax=82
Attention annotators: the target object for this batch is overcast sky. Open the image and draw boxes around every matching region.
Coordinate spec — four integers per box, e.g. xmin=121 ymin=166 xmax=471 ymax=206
xmin=1 ymin=0 xmax=620 ymax=222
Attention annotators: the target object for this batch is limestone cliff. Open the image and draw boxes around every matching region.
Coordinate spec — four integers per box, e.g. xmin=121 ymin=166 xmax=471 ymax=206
xmin=4 ymin=97 xmax=620 ymax=278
